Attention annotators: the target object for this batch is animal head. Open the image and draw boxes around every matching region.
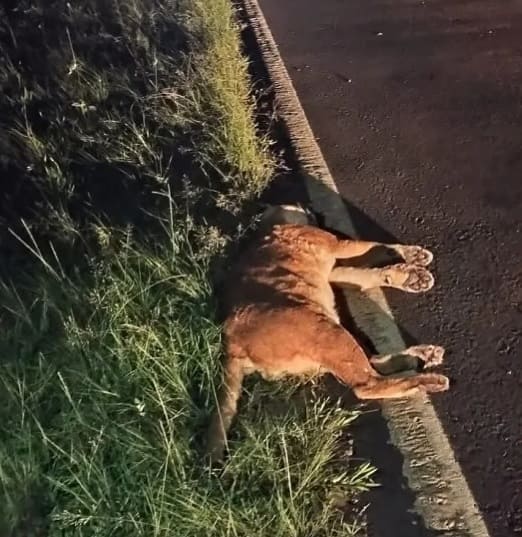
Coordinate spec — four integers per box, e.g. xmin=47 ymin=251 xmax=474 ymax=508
xmin=258 ymin=204 xmax=318 ymax=230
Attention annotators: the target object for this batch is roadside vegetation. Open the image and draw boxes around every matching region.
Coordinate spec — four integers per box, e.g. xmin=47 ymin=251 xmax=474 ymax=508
xmin=0 ymin=1 xmax=375 ymax=536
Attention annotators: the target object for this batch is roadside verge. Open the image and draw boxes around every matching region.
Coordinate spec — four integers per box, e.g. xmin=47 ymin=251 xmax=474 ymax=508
xmin=239 ymin=1 xmax=491 ymax=535
xmin=0 ymin=1 xmax=373 ymax=535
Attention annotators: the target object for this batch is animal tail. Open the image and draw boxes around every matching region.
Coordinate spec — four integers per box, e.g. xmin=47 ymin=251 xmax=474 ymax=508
xmin=206 ymin=357 xmax=245 ymax=464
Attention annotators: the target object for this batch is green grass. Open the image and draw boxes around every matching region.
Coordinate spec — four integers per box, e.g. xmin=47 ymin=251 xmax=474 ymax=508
xmin=0 ymin=1 xmax=375 ymax=536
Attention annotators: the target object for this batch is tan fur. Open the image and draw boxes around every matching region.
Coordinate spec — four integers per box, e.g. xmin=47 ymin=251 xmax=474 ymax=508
xmin=207 ymin=212 xmax=449 ymax=462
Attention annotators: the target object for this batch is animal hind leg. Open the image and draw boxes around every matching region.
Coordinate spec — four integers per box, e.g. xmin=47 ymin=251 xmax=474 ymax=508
xmin=322 ymin=337 xmax=449 ymax=398
xmin=353 ymin=372 xmax=449 ymax=399
xmin=309 ymin=317 xmax=450 ymax=399
xmin=329 ymin=264 xmax=434 ymax=293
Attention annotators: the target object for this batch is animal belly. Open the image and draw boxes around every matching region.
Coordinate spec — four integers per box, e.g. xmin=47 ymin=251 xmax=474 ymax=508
xmin=256 ymin=353 xmax=324 ymax=380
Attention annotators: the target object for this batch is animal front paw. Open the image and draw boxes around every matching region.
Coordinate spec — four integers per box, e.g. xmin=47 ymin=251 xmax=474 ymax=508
xmin=393 ymin=264 xmax=434 ymax=293
xmin=393 ymin=244 xmax=434 ymax=266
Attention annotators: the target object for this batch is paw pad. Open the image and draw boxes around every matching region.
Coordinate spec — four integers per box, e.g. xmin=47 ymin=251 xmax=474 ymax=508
xmin=396 ymin=264 xmax=434 ymax=293
xmin=396 ymin=245 xmax=434 ymax=266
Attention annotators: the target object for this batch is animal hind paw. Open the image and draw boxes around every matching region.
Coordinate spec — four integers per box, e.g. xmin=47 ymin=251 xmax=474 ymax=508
xmin=417 ymin=373 xmax=450 ymax=393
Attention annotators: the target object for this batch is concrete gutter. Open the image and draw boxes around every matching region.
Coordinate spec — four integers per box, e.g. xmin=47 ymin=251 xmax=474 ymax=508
xmin=240 ymin=1 xmax=491 ymax=535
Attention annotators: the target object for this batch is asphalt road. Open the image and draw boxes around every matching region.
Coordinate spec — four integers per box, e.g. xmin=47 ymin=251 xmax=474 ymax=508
xmin=257 ymin=0 xmax=522 ymax=535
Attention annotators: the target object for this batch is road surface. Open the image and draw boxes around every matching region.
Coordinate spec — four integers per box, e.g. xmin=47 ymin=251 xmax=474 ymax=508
xmin=257 ymin=0 xmax=522 ymax=535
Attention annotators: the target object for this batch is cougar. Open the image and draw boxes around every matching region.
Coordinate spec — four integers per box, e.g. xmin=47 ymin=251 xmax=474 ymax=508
xmin=207 ymin=204 xmax=449 ymax=462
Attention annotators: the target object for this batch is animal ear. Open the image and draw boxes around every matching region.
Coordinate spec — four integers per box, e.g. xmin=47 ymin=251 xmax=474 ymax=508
xmin=300 ymin=204 xmax=318 ymax=223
